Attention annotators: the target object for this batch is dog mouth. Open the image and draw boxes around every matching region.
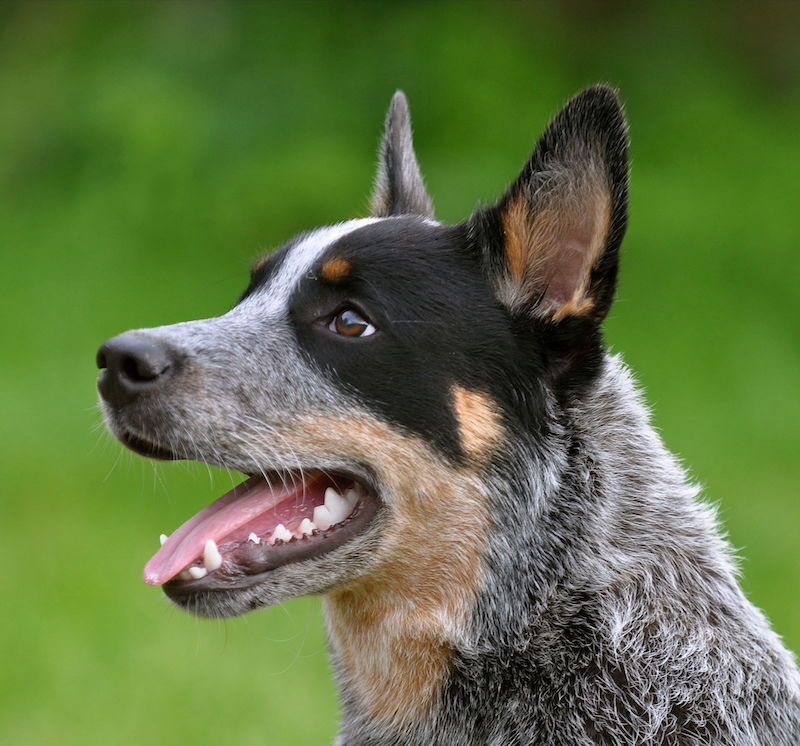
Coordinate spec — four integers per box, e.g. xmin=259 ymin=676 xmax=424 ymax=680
xmin=120 ymin=430 xmax=179 ymax=461
xmin=128 ymin=427 xmax=380 ymax=595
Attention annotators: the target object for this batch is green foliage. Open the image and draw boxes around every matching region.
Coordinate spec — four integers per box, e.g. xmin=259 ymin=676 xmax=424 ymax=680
xmin=0 ymin=2 xmax=797 ymax=743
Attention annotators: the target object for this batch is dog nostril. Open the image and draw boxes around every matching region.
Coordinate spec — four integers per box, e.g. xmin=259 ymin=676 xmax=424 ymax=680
xmin=96 ymin=350 xmax=108 ymax=370
xmin=120 ymin=352 xmax=169 ymax=383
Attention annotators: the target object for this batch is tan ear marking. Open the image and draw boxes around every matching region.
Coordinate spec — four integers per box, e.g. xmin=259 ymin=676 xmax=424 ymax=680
xmin=452 ymin=385 xmax=503 ymax=461
xmin=503 ymin=197 xmax=533 ymax=286
xmin=548 ymin=181 xmax=611 ymax=320
xmin=321 ymin=258 xmax=352 ymax=282
xmin=551 ymin=295 xmax=596 ymax=322
xmin=501 ymin=170 xmax=612 ymax=320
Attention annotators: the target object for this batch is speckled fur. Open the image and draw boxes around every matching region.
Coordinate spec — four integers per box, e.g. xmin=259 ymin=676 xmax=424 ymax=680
xmin=335 ymin=355 xmax=800 ymax=744
xmin=99 ymin=87 xmax=800 ymax=744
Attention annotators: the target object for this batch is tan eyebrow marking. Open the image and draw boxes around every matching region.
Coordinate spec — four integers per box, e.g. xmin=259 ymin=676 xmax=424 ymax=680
xmin=321 ymin=258 xmax=352 ymax=283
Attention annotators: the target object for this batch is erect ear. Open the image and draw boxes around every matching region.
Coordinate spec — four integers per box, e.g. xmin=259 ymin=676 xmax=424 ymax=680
xmin=469 ymin=85 xmax=629 ymax=324
xmin=370 ymin=91 xmax=435 ymax=219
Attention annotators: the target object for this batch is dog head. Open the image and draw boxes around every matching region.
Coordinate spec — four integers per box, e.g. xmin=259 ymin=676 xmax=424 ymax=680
xmin=97 ymin=86 xmax=629 ymax=621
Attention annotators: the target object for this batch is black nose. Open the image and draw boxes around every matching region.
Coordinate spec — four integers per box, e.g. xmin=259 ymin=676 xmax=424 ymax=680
xmin=96 ymin=334 xmax=175 ymax=407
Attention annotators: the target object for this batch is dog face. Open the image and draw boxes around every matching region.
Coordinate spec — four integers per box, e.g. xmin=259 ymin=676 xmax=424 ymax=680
xmin=97 ymin=87 xmax=628 ymax=623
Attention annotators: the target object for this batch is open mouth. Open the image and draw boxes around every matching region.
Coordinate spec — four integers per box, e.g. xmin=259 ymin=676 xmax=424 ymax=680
xmin=145 ymin=468 xmax=379 ymax=597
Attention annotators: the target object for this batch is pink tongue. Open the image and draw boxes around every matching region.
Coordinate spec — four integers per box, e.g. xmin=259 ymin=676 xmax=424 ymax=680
xmin=144 ymin=475 xmax=297 ymax=586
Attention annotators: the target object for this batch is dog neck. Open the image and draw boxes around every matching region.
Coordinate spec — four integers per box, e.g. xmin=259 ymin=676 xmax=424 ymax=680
xmin=323 ymin=355 xmax=786 ymax=744
xmin=323 ymin=475 xmax=487 ymax=732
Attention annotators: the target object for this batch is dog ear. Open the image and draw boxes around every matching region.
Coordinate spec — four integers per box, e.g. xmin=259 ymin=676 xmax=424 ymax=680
xmin=469 ymin=85 xmax=629 ymax=325
xmin=370 ymin=91 xmax=435 ymax=219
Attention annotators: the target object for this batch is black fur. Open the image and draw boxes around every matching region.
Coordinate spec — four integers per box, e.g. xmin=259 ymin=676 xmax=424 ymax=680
xmin=97 ymin=85 xmax=800 ymax=745
xmin=287 ymin=218 xmax=547 ymax=462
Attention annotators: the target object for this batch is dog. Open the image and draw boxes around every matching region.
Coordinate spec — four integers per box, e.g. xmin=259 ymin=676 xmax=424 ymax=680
xmin=97 ymin=86 xmax=800 ymax=744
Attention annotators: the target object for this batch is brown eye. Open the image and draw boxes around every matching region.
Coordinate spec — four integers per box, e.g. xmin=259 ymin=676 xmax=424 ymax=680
xmin=329 ymin=308 xmax=376 ymax=338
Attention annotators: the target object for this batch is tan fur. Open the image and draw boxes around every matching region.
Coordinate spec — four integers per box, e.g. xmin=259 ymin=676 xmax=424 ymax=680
xmin=501 ymin=170 xmax=612 ymax=319
xmin=550 ymin=293 xmax=596 ymax=322
xmin=503 ymin=198 xmax=533 ymax=287
xmin=550 ymin=183 xmax=611 ymax=321
xmin=321 ymin=258 xmax=352 ymax=283
xmin=263 ymin=414 xmax=488 ymax=725
xmin=452 ymin=385 xmax=504 ymax=461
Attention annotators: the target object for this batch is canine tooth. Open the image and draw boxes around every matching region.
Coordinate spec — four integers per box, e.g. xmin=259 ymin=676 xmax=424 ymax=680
xmin=188 ymin=566 xmax=207 ymax=579
xmin=299 ymin=518 xmax=315 ymax=537
xmin=248 ymin=532 xmax=261 ymax=544
xmin=324 ymin=487 xmax=351 ymax=524
xmin=270 ymin=524 xmax=292 ymax=544
xmin=159 ymin=534 xmax=168 ymax=546
xmin=344 ymin=488 xmax=360 ymax=507
xmin=203 ymin=539 xmax=223 ymax=571
xmin=313 ymin=505 xmax=332 ymax=531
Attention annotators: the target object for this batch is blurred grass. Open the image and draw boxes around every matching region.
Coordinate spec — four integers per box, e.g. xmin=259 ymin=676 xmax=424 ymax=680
xmin=0 ymin=1 xmax=798 ymax=744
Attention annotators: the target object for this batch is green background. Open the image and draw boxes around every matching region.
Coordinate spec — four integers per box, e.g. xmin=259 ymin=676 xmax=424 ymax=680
xmin=1 ymin=2 xmax=798 ymax=744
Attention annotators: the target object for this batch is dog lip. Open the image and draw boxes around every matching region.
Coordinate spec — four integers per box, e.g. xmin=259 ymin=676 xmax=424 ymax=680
xmin=148 ymin=465 xmax=382 ymax=589
xmin=161 ymin=493 xmax=381 ymax=601
xmin=119 ymin=430 xmax=179 ymax=461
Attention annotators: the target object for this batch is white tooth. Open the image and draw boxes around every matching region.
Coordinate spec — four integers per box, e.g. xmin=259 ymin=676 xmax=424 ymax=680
xmin=179 ymin=570 xmax=192 ymax=581
xmin=159 ymin=534 xmax=168 ymax=546
xmin=298 ymin=518 xmax=315 ymax=536
xmin=313 ymin=505 xmax=332 ymax=531
xmin=203 ymin=539 xmax=223 ymax=571
xmin=188 ymin=566 xmax=207 ymax=579
xmin=248 ymin=532 xmax=261 ymax=544
xmin=344 ymin=488 xmax=360 ymax=507
xmin=324 ymin=487 xmax=351 ymax=524
xmin=270 ymin=523 xmax=292 ymax=544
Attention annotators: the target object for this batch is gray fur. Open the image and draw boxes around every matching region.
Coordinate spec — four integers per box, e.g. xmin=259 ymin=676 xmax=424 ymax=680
xmin=100 ymin=90 xmax=800 ymax=744
xmin=371 ymin=91 xmax=435 ymax=219
xmin=100 ymin=220 xmax=393 ymax=615
xmin=333 ymin=355 xmax=800 ymax=744
xmin=110 ymin=300 xmax=800 ymax=742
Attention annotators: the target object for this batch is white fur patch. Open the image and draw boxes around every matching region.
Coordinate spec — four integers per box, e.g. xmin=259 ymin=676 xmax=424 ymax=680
xmin=239 ymin=218 xmax=381 ymax=320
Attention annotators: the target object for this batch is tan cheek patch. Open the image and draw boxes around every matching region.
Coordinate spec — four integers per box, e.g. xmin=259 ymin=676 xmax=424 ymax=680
xmin=266 ymin=414 xmax=488 ymax=726
xmin=320 ymin=257 xmax=352 ymax=282
xmin=452 ymin=385 xmax=504 ymax=462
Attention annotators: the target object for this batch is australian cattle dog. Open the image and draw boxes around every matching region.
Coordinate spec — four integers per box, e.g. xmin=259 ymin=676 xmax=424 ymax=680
xmin=97 ymin=86 xmax=800 ymax=744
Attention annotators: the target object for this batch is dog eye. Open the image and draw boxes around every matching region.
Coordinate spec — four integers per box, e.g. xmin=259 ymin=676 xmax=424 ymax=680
xmin=329 ymin=308 xmax=376 ymax=338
